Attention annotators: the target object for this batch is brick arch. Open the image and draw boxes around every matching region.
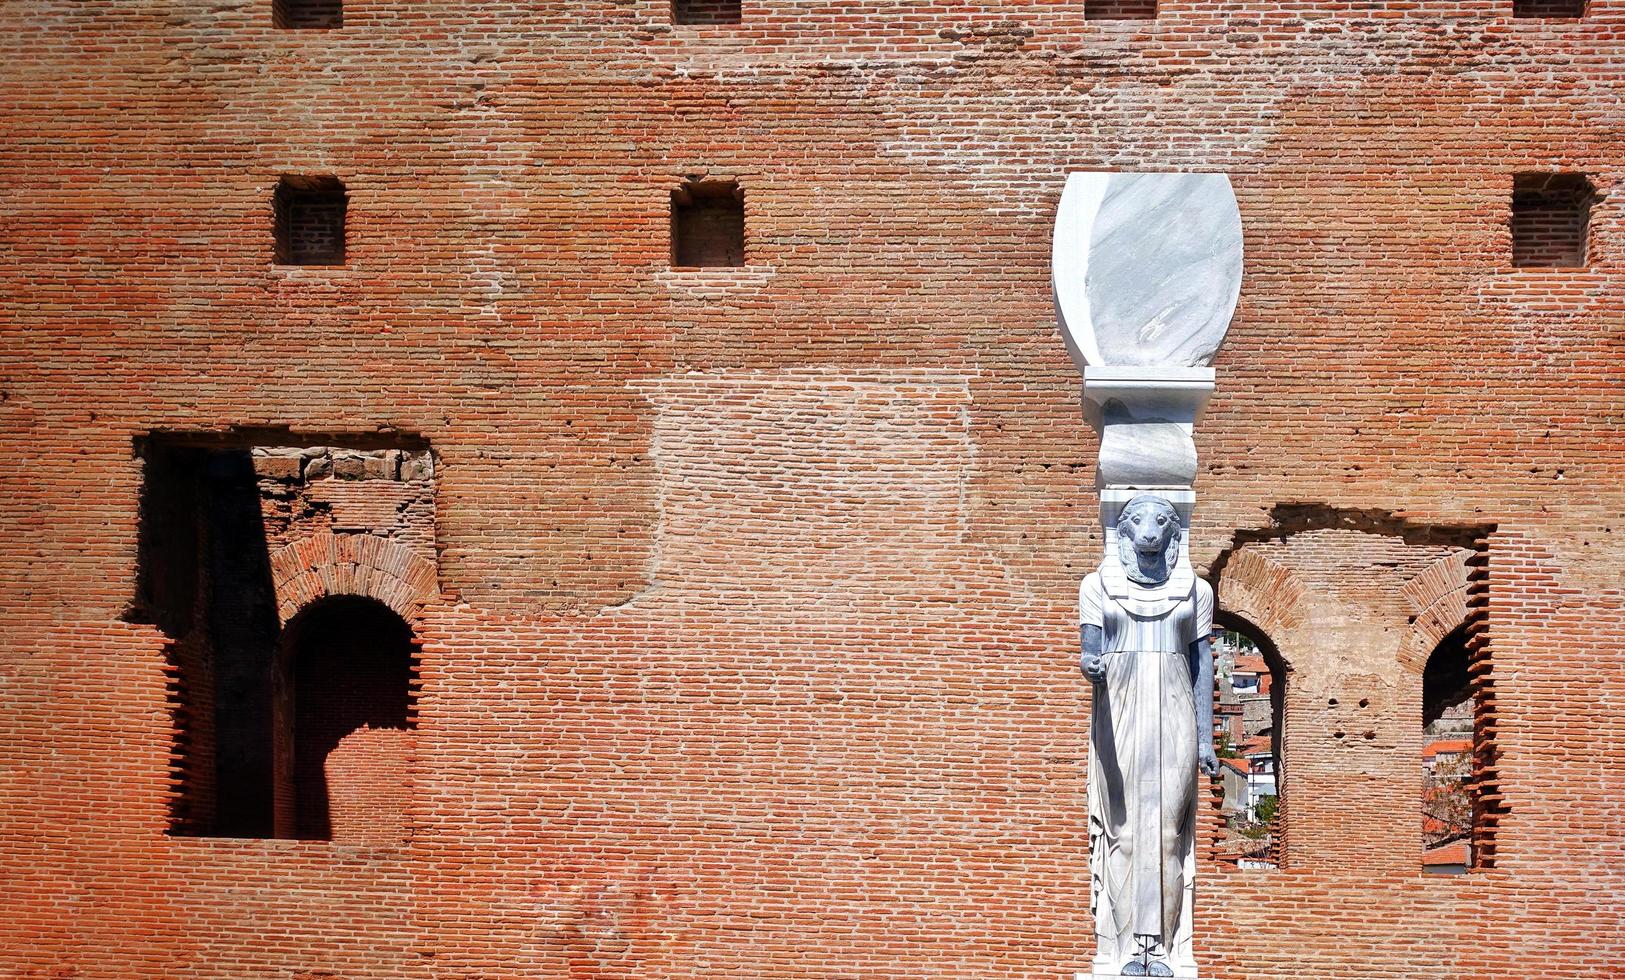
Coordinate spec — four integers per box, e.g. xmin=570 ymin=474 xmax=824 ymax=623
xmin=1399 ymin=549 xmax=1472 ymax=672
xmin=1213 ymin=548 xmax=1308 ymax=664
xmin=269 ymin=532 xmax=438 ymax=627
xmin=1208 ymin=547 xmax=1304 ymax=870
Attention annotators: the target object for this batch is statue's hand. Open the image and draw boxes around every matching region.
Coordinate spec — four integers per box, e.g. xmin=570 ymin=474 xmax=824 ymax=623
xmin=1197 ymin=745 xmax=1220 ymax=778
xmin=1081 ymin=654 xmax=1107 ymax=684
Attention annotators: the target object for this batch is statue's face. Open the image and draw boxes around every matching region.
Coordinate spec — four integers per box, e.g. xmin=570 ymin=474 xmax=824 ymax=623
xmin=1115 ymin=495 xmax=1182 ymax=584
xmin=1123 ymin=498 xmax=1178 ymax=557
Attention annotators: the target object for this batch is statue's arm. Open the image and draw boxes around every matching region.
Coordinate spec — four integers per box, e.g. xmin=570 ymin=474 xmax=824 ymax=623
xmin=1081 ymin=624 xmax=1106 ymax=684
xmin=1191 ymin=634 xmax=1220 ymax=777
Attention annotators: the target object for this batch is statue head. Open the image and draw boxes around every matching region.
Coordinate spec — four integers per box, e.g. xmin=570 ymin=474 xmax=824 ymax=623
xmin=1115 ymin=493 xmax=1183 ymax=586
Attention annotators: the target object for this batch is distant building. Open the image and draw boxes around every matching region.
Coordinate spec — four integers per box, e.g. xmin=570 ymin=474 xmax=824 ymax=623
xmin=1230 ymin=654 xmax=1271 ymax=697
xmin=1219 ymin=757 xmax=1250 ymax=813
xmin=1423 ymin=738 xmax=1472 ymax=772
xmin=1239 ymin=734 xmax=1278 ymax=812
xmin=1424 ymin=841 xmax=1472 ymax=876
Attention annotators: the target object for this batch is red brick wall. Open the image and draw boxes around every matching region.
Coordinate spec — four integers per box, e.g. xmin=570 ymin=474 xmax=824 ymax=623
xmin=2 ymin=0 xmax=1623 ymax=978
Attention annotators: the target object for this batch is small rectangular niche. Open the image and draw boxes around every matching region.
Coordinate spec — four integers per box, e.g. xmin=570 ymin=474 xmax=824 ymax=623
xmin=274 ymin=0 xmax=342 ymax=29
xmin=1086 ymin=0 xmax=1157 ymax=20
xmin=674 ymin=0 xmax=742 ymax=25
xmin=1510 ymin=172 xmax=1595 ymax=268
xmin=274 ymin=176 xmax=347 ymax=266
xmin=672 ymin=180 xmax=745 ymax=268
xmin=1512 ymin=0 xmax=1585 ymax=17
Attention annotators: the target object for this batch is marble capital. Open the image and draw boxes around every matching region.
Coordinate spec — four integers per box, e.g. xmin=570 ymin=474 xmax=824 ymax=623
xmin=1084 ymin=367 xmax=1213 ymax=490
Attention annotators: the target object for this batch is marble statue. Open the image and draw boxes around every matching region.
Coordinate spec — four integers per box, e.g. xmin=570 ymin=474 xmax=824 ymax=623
xmin=1080 ymin=494 xmax=1216 ymax=977
xmin=1052 ymin=171 xmax=1244 ymax=979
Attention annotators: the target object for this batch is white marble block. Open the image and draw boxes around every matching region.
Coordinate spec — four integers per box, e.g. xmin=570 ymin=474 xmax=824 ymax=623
xmin=1053 ymin=171 xmax=1243 ymax=373
xmin=1084 ymin=367 xmax=1214 ymax=489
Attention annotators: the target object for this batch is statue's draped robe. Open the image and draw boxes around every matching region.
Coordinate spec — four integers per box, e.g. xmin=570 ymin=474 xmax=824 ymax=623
xmin=1082 ymin=568 xmax=1213 ymax=975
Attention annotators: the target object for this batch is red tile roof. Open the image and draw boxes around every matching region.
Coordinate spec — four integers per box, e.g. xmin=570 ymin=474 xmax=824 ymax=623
xmin=1239 ymin=735 xmax=1273 ymax=756
xmin=1424 ymin=739 xmax=1472 ymax=760
xmin=1423 ymin=841 xmax=1471 ymax=866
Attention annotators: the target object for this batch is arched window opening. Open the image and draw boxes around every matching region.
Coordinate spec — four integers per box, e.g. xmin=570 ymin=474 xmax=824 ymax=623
xmin=1212 ymin=616 xmax=1287 ymax=869
xmin=274 ymin=595 xmax=416 ymax=841
xmin=1422 ymin=625 xmax=1474 ymax=874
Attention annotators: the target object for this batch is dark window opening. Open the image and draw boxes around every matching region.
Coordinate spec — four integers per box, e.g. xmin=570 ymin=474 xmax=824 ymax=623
xmin=274 ymin=0 xmax=342 ymax=29
xmin=275 ymin=176 xmax=348 ymax=266
xmin=1212 ymin=617 xmax=1286 ymax=869
xmin=1086 ymin=0 xmax=1157 ymax=20
xmin=132 ymin=442 xmax=281 ymax=837
xmin=1511 ymin=172 xmax=1595 ymax=268
xmin=276 ymin=596 xmax=416 ymax=841
xmin=1512 ymin=0 xmax=1584 ymax=17
xmin=1422 ymin=625 xmax=1475 ymax=874
xmin=674 ymin=0 xmax=741 ymax=25
xmin=672 ymin=180 xmax=745 ymax=268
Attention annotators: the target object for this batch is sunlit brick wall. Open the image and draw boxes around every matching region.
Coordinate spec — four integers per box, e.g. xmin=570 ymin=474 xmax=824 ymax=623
xmin=2 ymin=1 xmax=1622 ymax=978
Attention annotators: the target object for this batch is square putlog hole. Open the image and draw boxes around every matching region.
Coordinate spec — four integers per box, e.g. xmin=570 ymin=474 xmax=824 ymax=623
xmin=672 ymin=181 xmax=745 ymax=268
xmin=1512 ymin=0 xmax=1584 ymax=17
xmin=274 ymin=0 xmax=342 ymax=29
xmin=674 ymin=0 xmax=742 ymax=25
xmin=1086 ymin=0 xmax=1158 ymax=20
xmin=1510 ymin=173 xmax=1595 ymax=269
xmin=274 ymin=176 xmax=347 ymax=266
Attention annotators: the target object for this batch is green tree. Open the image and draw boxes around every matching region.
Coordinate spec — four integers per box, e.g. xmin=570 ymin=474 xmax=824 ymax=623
xmin=1254 ymin=794 xmax=1278 ymax=825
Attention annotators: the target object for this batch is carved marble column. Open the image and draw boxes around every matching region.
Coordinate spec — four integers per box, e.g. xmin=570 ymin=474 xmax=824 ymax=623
xmin=1052 ymin=172 xmax=1244 ymax=979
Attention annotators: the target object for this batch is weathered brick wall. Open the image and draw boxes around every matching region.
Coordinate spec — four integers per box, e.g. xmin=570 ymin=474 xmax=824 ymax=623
xmin=253 ymin=445 xmax=437 ymax=560
xmin=1 ymin=0 xmax=1622 ymax=978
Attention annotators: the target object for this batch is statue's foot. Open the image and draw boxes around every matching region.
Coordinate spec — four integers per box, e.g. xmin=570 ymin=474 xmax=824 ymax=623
xmin=1120 ymin=961 xmax=1148 ymax=977
xmin=1146 ymin=960 xmax=1173 ymax=978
